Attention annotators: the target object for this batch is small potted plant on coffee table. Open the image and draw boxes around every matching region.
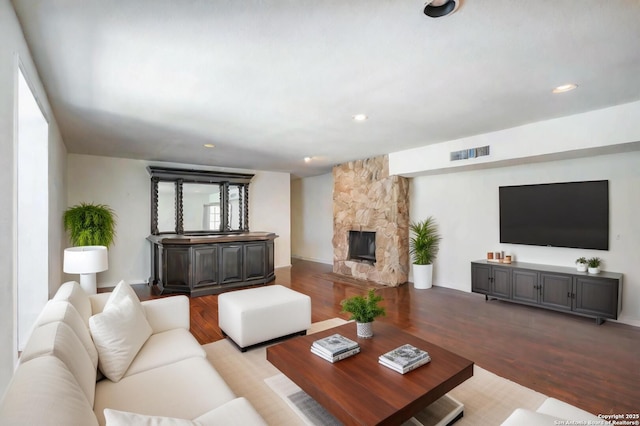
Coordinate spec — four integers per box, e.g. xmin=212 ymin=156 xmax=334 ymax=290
xmin=587 ymin=257 xmax=602 ymax=274
xmin=575 ymin=257 xmax=588 ymax=272
xmin=341 ymin=289 xmax=386 ymax=339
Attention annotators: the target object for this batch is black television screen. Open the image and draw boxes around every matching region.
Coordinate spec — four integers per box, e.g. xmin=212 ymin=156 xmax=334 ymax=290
xmin=499 ymin=180 xmax=609 ymax=250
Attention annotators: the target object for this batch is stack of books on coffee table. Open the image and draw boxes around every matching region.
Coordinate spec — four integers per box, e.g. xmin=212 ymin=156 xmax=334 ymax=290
xmin=378 ymin=344 xmax=431 ymax=374
xmin=311 ymin=333 xmax=360 ymax=363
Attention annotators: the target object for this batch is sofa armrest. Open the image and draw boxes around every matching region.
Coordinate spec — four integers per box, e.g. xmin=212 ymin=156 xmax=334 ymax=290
xmin=500 ymin=408 xmax=564 ymax=426
xmin=195 ymin=397 xmax=267 ymax=425
xmin=141 ymin=296 xmax=191 ymax=334
xmin=88 ymin=293 xmax=112 ymax=315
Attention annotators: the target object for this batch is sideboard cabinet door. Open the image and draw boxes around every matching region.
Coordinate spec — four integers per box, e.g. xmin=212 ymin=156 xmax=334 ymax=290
xmin=471 ymin=263 xmax=491 ymax=294
xmin=574 ymin=276 xmax=619 ymax=320
xmin=193 ymin=245 xmax=218 ymax=288
xmin=163 ymin=247 xmax=191 ymax=289
xmin=219 ymin=244 xmax=243 ymax=284
xmin=539 ymin=273 xmax=572 ymax=311
xmin=491 ymin=266 xmax=512 ymax=299
xmin=512 ymin=269 xmax=539 ymax=304
xmin=244 ymin=242 xmax=266 ymax=281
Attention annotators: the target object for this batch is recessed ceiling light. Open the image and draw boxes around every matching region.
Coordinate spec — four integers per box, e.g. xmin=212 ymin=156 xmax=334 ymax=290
xmin=304 ymin=156 xmax=312 ymax=163
xmin=552 ymin=83 xmax=578 ymax=94
xmin=203 ymin=143 xmax=215 ymax=148
xmin=424 ymin=0 xmax=460 ymax=18
xmin=352 ymin=114 xmax=368 ymax=122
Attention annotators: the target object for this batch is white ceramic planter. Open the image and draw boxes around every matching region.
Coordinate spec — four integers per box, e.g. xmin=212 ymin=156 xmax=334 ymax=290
xmin=413 ymin=264 xmax=433 ymax=289
xmin=576 ymin=263 xmax=587 ymax=272
xmin=356 ymin=322 xmax=373 ymax=339
xmin=588 ymin=267 xmax=600 ymax=274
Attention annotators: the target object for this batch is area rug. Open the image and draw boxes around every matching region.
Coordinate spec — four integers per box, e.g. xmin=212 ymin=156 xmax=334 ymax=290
xmin=203 ymin=319 xmax=547 ymax=425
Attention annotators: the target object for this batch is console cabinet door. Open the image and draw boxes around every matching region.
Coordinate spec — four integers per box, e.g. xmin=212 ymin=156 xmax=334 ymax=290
xmin=539 ymin=273 xmax=572 ymax=311
xmin=512 ymin=269 xmax=540 ymax=303
xmin=266 ymin=240 xmax=275 ymax=276
xmin=491 ymin=266 xmax=511 ymax=299
xmin=574 ymin=276 xmax=619 ymax=319
xmin=193 ymin=245 xmax=218 ymax=287
xmin=163 ymin=246 xmax=191 ymax=288
xmin=243 ymin=242 xmax=266 ymax=281
xmin=219 ymin=244 xmax=243 ymax=284
xmin=471 ymin=263 xmax=491 ymax=294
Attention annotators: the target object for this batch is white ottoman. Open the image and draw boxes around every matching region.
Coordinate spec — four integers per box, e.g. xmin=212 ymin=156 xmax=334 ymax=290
xmin=218 ymin=285 xmax=311 ymax=351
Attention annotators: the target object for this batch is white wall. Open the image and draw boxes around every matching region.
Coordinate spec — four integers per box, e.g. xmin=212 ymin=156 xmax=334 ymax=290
xmin=17 ymin=69 xmax=49 ymax=351
xmin=66 ymin=155 xmax=151 ymax=286
xmin=410 ymin=151 xmax=640 ymax=326
xmin=66 ymin=155 xmax=292 ymax=287
xmin=0 ymin=0 xmax=67 ymax=396
xmin=291 ymin=173 xmax=333 ymax=264
xmin=249 ymin=170 xmax=292 ymax=268
xmin=390 ymin=101 xmax=640 ymax=176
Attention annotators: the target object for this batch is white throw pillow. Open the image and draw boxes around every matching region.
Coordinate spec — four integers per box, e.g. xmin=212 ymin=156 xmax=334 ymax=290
xmin=89 ymin=281 xmax=152 ymax=382
xmin=104 ymin=409 xmax=197 ymax=426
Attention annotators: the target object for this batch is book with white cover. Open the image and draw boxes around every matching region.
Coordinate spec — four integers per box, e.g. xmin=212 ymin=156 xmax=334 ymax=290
xmin=379 ymin=355 xmax=431 ymax=374
xmin=311 ymin=346 xmax=361 ymax=363
xmin=312 ymin=334 xmax=359 ymax=356
xmin=379 ymin=344 xmax=429 ymax=368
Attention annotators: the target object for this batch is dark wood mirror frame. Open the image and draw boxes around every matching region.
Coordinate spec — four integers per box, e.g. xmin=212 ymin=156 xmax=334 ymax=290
xmin=147 ymin=166 xmax=254 ymax=235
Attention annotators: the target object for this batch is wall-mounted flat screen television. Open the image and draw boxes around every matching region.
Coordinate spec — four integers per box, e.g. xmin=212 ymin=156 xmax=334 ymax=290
xmin=499 ymin=180 xmax=609 ymax=250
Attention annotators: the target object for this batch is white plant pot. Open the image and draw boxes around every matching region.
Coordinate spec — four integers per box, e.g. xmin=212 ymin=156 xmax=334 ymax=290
xmin=576 ymin=263 xmax=587 ymax=272
xmin=413 ymin=264 xmax=433 ymax=289
xmin=356 ymin=322 xmax=373 ymax=339
xmin=588 ymin=267 xmax=600 ymax=274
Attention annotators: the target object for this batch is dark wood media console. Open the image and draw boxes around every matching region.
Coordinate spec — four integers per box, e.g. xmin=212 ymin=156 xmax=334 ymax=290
xmin=471 ymin=260 xmax=622 ymax=324
xmin=148 ymin=232 xmax=277 ymax=296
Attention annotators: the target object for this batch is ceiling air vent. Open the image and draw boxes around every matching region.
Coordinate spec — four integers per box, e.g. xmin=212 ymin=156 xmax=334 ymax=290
xmin=450 ymin=145 xmax=490 ymax=161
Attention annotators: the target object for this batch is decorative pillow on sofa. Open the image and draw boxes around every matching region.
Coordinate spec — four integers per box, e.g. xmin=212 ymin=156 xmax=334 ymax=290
xmin=104 ymin=409 xmax=196 ymax=426
xmin=89 ymin=281 xmax=152 ymax=382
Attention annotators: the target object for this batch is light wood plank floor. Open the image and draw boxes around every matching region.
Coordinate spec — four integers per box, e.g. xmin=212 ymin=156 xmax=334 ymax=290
xmin=132 ymin=258 xmax=640 ymax=417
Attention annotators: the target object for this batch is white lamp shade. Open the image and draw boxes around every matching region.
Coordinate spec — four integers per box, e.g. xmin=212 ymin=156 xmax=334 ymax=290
xmin=63 ymin=246 xmax=109 ymax=274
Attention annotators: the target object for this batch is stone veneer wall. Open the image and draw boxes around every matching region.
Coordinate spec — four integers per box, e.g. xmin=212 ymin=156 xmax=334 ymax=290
xmin=333 ymin=155 xmax=409 ymax=286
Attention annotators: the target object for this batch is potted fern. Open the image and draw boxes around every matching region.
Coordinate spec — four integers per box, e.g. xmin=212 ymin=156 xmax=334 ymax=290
xmin=340 ymin=289 xmax=386 ymax=338
xmin=64 ymin=203 xmax=117 ymax=247
xmin=409 ymin=216 xmax=442 ymax=289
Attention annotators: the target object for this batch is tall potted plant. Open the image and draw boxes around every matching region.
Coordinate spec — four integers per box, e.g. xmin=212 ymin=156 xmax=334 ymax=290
xmin=340 ymin=289 xmax=386 ymax=338
xmin=63 ymin=203 xmax=117 ymax=294
xmin=409 ymin=216 xmax=442 ymax=289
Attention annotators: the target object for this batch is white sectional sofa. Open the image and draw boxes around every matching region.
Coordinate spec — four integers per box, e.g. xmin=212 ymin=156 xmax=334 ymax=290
xmin=501 ymin=397 xmax=610 ymax=426
xmin=0 ymin=281 xmax=267 ymax=426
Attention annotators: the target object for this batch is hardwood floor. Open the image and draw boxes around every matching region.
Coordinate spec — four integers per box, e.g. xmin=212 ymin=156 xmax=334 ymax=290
xmin=133 ymin=258 xmax=640 ymax=418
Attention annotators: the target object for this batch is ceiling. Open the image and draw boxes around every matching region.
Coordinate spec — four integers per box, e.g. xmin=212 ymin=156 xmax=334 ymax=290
xmin=11 ymin=0 xmax=640 ymax=178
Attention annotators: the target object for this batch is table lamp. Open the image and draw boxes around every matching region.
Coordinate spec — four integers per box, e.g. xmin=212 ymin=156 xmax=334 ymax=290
xmin=63 ymin=245 xmax=109 ymax=294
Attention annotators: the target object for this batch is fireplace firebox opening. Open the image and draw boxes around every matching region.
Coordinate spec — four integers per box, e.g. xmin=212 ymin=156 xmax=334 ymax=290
xmin=348 ymin=231 xmax=376 ymax=264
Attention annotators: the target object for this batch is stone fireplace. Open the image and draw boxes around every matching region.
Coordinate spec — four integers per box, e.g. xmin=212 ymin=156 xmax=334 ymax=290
xmin=333 ymin=155 xmax=409 ymax=286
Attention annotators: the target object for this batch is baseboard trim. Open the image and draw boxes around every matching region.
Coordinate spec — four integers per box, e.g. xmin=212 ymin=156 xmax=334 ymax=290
xmin=291 ymin=255 xmax=332 ymax=265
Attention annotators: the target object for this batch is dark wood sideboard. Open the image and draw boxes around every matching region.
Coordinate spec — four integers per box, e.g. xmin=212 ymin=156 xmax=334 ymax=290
xmin=471 ymin=260 xmax=622 ymax=324
xmin=148 ymin=232 xmax=277 ymax=296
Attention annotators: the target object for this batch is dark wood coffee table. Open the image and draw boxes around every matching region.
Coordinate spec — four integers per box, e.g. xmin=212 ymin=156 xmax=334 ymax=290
xmin=266 ymin=322 xmax=474 ymax=426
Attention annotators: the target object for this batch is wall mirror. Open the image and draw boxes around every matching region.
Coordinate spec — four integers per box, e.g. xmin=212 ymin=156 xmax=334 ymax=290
xmin=148 ymin=166 xmax=253 ymax=235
